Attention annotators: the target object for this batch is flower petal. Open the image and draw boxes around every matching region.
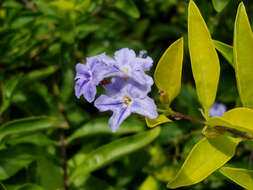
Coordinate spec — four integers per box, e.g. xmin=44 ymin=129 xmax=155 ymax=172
xmin=75 ymin=63 xmax=90 ymax=80
xmin=130 ymin=97 xmax=158 ymax=119
xmin=136 ymin=56 xmax=153 ymax=71
xmin=94 ymin=95 xmax=123 ymax=112
xmin=82 ymin=82 xmax=97 ymax=103
xmin=109 ymin=106 xmax=131 ymax=132
xmin=114 ymin=48 xmax=136 ymax=66
xmin=75 ymin=78 xmax=89 ymax=98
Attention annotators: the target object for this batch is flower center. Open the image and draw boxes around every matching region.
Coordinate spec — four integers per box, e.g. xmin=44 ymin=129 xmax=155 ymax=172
xmin=122 ymin=68 xmax=130 ymax=73
xmin=123 ymin=96 xmax=132 ymax=106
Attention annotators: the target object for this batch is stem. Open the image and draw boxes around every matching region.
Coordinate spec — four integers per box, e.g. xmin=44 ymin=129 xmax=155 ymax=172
xmin=170 ymin=110 xmax=253 ymax=140
xmin=60 ymin=130 xmax=69 ymax=190
xmin=171 ymin=111 xmax=206 ymax=124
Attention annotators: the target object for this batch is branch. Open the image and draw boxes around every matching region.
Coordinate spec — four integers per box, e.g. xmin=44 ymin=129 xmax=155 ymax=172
xmin=60 ymin=131 xmax=69 ymax=190
xmin=169 ymin=110 xmax=253 ymax=140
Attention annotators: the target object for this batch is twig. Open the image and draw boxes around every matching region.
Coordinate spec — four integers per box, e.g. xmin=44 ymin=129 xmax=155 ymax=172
xmin=60 ymin=130 xmax=69 ymax=190
xmin=169 ymin=110 xmax=253 ymax=140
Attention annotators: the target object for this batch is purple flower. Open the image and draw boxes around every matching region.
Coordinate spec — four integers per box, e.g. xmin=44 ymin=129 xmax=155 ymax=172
xmin=210 ymin=102 xmax=227 ymax=117
xmin=95 ymin=80 xmax=158 ymax=132
xmin=106 ymin=48 xmax=153 ymax=85
xmin=75 ymin=53 xmax=112 ymax=102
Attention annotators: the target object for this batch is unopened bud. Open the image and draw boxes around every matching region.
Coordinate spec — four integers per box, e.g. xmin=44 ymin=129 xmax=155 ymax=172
xmin=202 ymin=126 xmax=224 ymax=139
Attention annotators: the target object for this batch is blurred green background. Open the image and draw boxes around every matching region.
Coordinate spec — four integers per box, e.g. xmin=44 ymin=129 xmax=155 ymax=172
xmin=0 ymin=0 xmax=253 ymax=189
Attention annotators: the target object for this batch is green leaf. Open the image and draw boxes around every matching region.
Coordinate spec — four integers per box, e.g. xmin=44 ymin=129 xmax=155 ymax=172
xmin=154 ymin=38 xmax=184 ymax=105
xmin=49 ymin=1 xmax=76 ymax=10
xmin=167 ymin=135 xmax=241 ymax=188
xmin=0 ymin=145 xmax=37 ymax=180
xmin=24 ymin=65 xmax=59 ymax=82
xmin=16 ymin=184 xmax=45 ymax=190
xmin=207 ymin=107 xmax=253 ymax=134
xmin=212 ymin=0 xmax=230 ymax=12
xmin=220 ymin=167 xmax=253 ymax=189
xmin=0 ymin=117 xmax=66 ymax=143
xmin=70 ymin=127 xmax=160 ymax=181
xmin=139 ymin=176 xmax=159 ymax=190
xmin=145 ymin=115 xmax=172 ymax=128
xmin=66 ymin=117 xmax=145 ymax=144
xmin=188 ymin=0 xmax=220 ymax=115
xmin=213 ymin=40 xmax=233 ymax=67
xmin=114 ymin=0 xmax=140 ymax=19
xmin=36 ymin=156 xmax=63 ymax=190
xmin=234 ymin=2 xmax=253 ymax=109
xmin=0 ymin=74 xmax=23 ymax=115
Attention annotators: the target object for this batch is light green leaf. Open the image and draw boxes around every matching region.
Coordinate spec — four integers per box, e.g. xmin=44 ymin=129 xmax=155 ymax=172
xmin=213 ymin=40 xmax=233 ymax=67
xmin=114 ymin=0 xmax=140 ymax=19
xmin=212 ymin=0 xmax=230 ymax=12
xmin=188 ymin=0 xmax=220 ymax=115
xmin=70 ymin=127 xmax=160 ymax=181
xmin=16 ymin=184 xmax=45 ymax=190
xmin=220 ymin=167 xmax=253 ymax=189
xmin=0 ymin=117 xmax=66 ymax=143
xmin=207 ymin=107 xmax=253 ymax=134
xmin=154 ymin=38 xmax=184 ymax=105
xmin=66 ymin=117 xmax=145 ymax=144
xmin=0 ymin=74 xmax=23 ymax=115
xmin=145 ymin=115 xmax=172 ymax=128
xmin=234 ymin=2 xmax=253 ymax=109
xmin=139 ymin=176 xmax=159 ymax=190
xmin=167 ymin=135 xmax=241 ymax=188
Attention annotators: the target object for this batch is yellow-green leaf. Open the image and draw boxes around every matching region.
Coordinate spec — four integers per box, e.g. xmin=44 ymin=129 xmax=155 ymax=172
xmin=188 ymin=0 xmax=220 ymax=115
xmin=220 ymin=167 xmax=253 ymax=190
xmin=145 ymin=115 xmax=172 ymax=128
xmin=49 ymin=1 xmax=76 ymax=10
xmin=207 ymin=107 xmax=253 ymax=134
xmin=167 ymin=135 xmax=241 ymax=189
xmin=213 ymin=40 xmax=233 ymax=67
xmin=154 ymin=37 xmax=184 ymax=105
xmin=234 ymin=2 xmax=253 ymax=109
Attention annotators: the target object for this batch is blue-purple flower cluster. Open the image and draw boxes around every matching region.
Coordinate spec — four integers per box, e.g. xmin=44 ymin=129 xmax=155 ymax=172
xmin=210 ymin=102 xmax=226 ymax=117
xmin=75 ymin=48 xmax=158 ymax=132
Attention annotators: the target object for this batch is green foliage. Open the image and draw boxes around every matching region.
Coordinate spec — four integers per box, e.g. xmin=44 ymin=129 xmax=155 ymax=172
xmin=167 ymin=135 xmax=241 ymax=188
xmin=188 ymin=0 xmax=220 ymax=116
xmin=234 ymin=2 xmax=253 ymax=109
xmin=154 ymin=38 xmax=184 ymax=106
xmin=0 ymin=0 xmax=253 ymax=189
xmin=207 ymin=107 xmax=253 ymax=134
xmin=220 ymin=167 xmax=253 ymax=189
xmin=145 ymin=115 xmax=172 ymax=128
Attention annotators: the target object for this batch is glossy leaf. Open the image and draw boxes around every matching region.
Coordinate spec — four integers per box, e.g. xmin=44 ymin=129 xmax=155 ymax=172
xmin=234 ymin=2 xmax=253 ymax=108
xmin=207 ymin=107 xmax=253 ymax=134
xmin=0 ymin=74 xmax=23 ymax=114
xmin=70 ymin=127 xmax=160 ymax=180
xmin=66 ymin=117 xmax=145 ymax=144
xmin=0 ymin=117 xmax=66 ymax=143
xmin=212 ymin=0 xmax=230 ymax=12
xmin=220 ymin=167 xmax=253 ymax=189
xmin=145 ymin=115 xmax=172 ymax=128
xmin=16 ymin=184 xmax=45 ymax=190
xmin=167 ymin=135 xmax=241 ymax=188
xmin=213 ymin=40 xmax=233 ymax=67
xmin=154 ymin=38 xmax=184 ymax=105
xmin=188 ymin=0 xmax=220 ymax=115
